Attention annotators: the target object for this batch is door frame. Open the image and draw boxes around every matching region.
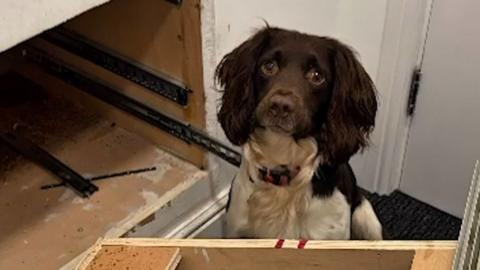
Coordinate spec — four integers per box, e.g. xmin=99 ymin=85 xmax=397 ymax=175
xmin=361 ymin=0 xmax=434 ymax=194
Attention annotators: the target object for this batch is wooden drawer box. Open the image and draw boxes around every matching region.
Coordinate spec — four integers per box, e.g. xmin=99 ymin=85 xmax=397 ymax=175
xmin=75 ymin=239 xmax=457 ymax=270
xmin=16 ymin=0 xmax=206 ymax=167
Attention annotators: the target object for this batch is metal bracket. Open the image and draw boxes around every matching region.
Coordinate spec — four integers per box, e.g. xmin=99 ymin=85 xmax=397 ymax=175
xmin=0 ymin=132 xmax=98 ymax=197
xmin=42 ymin=28 xmax=191 ymax=106
xmin=23 ymin=47 xmax=242 ymax=167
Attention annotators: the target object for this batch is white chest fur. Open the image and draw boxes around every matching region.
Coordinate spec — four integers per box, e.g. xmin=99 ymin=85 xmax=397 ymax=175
xmin=249 ymin=185 xmax=351 ymax=239
xmin=225 ymin=130 xmax=351 ymax=240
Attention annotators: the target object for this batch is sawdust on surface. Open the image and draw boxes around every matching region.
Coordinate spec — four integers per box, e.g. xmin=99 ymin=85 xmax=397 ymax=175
xmin=0 ymin=72 xmax=101 ymax=181
xmin=85 ymin=246 xmax=180 ymax=270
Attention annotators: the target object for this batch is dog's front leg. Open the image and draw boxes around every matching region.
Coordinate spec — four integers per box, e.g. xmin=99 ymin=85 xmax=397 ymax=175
xmin=351 ymin=198 xmax=383 ymax=240
xmin=225 ymin=170 xmax=254 ymax=238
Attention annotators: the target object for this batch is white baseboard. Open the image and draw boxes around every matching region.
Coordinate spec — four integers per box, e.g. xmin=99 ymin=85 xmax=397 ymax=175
xmin=160 ymin=186 xmax=229 ymax=239
xmin=189 ymin=209 xmax=226 ymax=239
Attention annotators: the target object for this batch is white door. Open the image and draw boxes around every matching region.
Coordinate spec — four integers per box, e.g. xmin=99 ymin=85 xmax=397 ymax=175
xmin=400 ymin=0 xmax=480 ymax=217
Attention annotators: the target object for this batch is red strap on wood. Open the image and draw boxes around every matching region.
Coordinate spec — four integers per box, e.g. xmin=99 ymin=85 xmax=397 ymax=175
xmin=275 ymin=239 xmax=285 ymax=248
xmin=297 ymin=239 xmax=308 ymax=249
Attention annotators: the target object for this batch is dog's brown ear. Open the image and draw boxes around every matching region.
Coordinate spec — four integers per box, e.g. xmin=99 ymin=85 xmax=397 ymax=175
xmin=215 ymin=28 xmax=271 ymax=145
xmin=322 ymin=39 xmax=377 ymax=164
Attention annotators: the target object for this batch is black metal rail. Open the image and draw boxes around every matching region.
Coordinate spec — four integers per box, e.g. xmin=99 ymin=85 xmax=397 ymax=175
xmin=0 ymin=132 xmax=98 ymax=197
xmin=23 ymin=47 xmax=242 ymax=167
xmin=42 ymin=28 xmax=190 ymax=106
xmin=41 ymin=166 xmax=157 ymax=190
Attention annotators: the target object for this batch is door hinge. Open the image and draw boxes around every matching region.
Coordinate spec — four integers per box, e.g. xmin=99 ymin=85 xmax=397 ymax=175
xmin=407 ymin=68 xmax=422 ymax=116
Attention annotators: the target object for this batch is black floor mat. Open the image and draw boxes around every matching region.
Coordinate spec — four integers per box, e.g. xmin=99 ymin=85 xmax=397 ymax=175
xmin=365 ymin=190 xmax=462 ymax=240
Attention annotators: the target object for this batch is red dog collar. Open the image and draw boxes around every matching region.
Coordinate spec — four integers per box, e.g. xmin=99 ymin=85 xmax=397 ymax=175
xmin=257 ymin=165 xmax=301 ymax=186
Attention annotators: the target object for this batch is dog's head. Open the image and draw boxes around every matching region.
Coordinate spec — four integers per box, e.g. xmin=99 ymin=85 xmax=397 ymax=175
xmin=216 ymin=27 xmax=377 ymax=164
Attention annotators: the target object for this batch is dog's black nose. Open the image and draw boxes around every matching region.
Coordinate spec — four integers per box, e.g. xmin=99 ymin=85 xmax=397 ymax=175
xmin=269 ymin=94 xmax=295 ymax=117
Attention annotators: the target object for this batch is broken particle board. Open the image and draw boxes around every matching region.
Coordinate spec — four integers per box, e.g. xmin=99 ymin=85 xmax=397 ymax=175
xmin=84 ymin=245 xmax=181 ymax=270
xmin=76 ymin=239 xmax=457 ymax=270
xmin=0 ymin=93 xmax=207 ymax=270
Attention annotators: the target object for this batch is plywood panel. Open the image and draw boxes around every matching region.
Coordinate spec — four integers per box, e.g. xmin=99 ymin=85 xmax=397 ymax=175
xmin=176 ymin=248 xmax=414 ymax=270
xmin=410 ymin=249 xmax=455 ymax=270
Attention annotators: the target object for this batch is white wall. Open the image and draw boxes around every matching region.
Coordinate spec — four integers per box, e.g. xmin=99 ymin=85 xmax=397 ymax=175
xmin=214 ymin=0 xmax=388 ymax=80
xmin=201 ymin=0 xmax=417 ymax=192
xmin=0 ymin=0 xmax=110 ymax=53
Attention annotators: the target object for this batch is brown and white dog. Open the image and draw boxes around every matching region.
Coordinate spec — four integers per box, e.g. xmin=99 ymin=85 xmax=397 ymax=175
xmin=216 ymin=26 xmax=384 ymax=240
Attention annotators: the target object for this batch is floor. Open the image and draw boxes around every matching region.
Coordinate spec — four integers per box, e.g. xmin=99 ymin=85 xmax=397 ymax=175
xmin=0 ymin=74 xmax=206 ymax=270
xmin=367 ymin=190 xmax=462 ymax=240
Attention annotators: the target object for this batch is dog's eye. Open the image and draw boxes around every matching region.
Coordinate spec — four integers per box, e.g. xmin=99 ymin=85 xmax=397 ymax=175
xmin=260 ymin=60 xmax=279 ymax=76
xmin=306 ymin=69 xmax=325 ymax=86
